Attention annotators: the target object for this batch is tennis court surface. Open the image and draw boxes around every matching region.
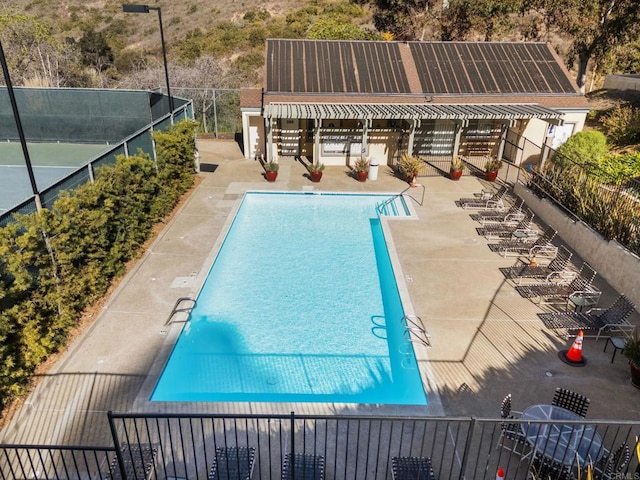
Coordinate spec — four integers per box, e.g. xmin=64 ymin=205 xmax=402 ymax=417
xmin=0 ymin=142 xmax=110 ymax=212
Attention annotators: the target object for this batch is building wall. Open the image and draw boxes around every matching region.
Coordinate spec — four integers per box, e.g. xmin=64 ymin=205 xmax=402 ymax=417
xmin=603 ymin=74 xmax=640 ymax=91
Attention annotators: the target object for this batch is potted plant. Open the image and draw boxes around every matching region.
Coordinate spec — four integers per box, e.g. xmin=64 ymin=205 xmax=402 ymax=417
xmin=308 ymin=162 xmax=325 ymax=182
xmin=353 ymin=158 xmax=369 ymax=182
xmin=450 ymin=156 xmax=464 ymax=180
xmin=399 ymin=153 xmax=423 ymax=185
xmin=264 ymin=161 xmax=279 ymax=182
xmin=623 ymin=327 xmax=640 ymax=388
xmin=485 ymin=158 xmax=503 ymax=182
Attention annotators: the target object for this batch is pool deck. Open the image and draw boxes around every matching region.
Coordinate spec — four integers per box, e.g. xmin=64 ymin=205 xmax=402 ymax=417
xmin=1 ymin=139 xmax=638 ymax=446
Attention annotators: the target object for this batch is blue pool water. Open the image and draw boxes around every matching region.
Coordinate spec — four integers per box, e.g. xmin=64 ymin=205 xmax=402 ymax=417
xmin=151 ymin=192 xmax=427 ymax=404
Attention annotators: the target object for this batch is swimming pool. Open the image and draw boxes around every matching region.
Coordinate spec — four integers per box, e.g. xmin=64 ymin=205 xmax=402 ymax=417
xmin=151 ymin=192 xmax=427 ymax=404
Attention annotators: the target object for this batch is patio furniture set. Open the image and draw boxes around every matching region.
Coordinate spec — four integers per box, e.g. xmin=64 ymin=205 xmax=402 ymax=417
xmin=498 ymin=388 xmax=632 ymax=480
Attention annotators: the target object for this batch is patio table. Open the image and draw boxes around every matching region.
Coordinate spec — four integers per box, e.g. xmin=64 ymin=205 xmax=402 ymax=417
xmin=521 ymin=404 xmax=604 ymax=466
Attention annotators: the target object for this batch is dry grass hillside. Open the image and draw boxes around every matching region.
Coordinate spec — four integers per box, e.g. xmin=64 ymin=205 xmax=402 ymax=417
xmin=1 ymin=0 xmax=306 ymax=48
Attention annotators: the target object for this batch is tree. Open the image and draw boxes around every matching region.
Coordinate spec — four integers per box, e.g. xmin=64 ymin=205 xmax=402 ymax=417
xmin=0 ymin=12 xmax=81 ymax=87
xmin=372 ymin=0 xmax=436 ymax=40
xmin=78 ymin=29 xmax=114 ymax=73
xmin=545 ymin=0 xmax=640 ymax=93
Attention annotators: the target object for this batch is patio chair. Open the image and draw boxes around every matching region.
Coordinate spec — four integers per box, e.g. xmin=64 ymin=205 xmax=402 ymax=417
xmin=529 ymin=453 xmax=573 ymax=480
xmin=391 ymin=456 xmax=436 ymax=480
xmin=457 ymin=185 xmax=508 ymax=210
xmin=499 ymin=246 xmax=572 ymax=285
xmin=537 ymin=294 xmax=636 ymax=340
xmin=515 ymin=262 xmax=599 ymax=306
xmin=593 ymin=442 xmax=631 ymax=480
xmin=496 ymin=394 xmax=529 ymax=457
xmin=476 ymin=210 xmax=536 ymax=240
xmin=470 ymin=198 xmax=525 ymax=224
xmin=208 ymin=447 xmax=256 ymax=480
xmin=551 ymin=388 xmax=590 ymax=418
xmin=281 ymin=453 xmax=325 ymax=480
xmin=106 ymin=444 xmax=157 ymax=480
xmin=488 ymin=225 xmax=557 ymax=259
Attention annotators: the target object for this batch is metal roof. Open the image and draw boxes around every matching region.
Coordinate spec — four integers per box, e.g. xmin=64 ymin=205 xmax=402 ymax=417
xmin=265 ymin=39 xmax=580 ymax=96
xmin=266 ymin=39 xmax=411 ymax=95
xmin=409 ymin=42 xmax=577 ymax=95
xmin=263 ymin=103 xmax=563 ymax=120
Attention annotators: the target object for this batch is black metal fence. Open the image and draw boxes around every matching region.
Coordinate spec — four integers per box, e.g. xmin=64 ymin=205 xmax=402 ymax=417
xmin=515 ymin=137 xmax=640 ymax=256
xmin=2 ymin=413 xmax=639 ymax=480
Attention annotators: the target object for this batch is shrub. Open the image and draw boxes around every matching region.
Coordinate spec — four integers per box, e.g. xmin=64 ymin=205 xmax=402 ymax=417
xmin=601 ymin=104 xmax=640 ymax=147
xmin=0 ymin=120 xmax=197 ymax=411
xmin=552 ymin=130 xmax=608 ymax=170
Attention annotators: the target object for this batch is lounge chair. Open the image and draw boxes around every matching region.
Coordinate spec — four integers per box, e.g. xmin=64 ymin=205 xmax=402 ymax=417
xmin=457 ymin=185 xmax=508 ymax=210
xmin=391 ymin=456 xmax=436 ymax=480
xmin=537 ymin=294 xmax=636 ymax=339
xmin=470 ymin=198 xmax=525 ymax=224
xmin=515 ymin=262 xmax=599 ymax=306
xmin=499 ymin=246 xmax=572 ymax=285
xmin=106 ymin=444 xmax=157 ymax=480
xmin=281 ymin=453 xmax=324 ymax=480
xmin=488 ymin=226 xmax=557 ymax=259
xmin=476 ymin=210 xmax=536 ymax=239
xmin=209 ymin=447 xmax=256 ymax=480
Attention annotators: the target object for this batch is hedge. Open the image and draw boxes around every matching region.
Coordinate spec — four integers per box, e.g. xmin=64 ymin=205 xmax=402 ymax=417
xmin=0 ymin=119 xmax=198 ymax=410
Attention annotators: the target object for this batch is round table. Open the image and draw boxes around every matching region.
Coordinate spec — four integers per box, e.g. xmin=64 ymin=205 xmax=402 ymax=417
xmin=521 ymin=404 xmax=604 ymax=466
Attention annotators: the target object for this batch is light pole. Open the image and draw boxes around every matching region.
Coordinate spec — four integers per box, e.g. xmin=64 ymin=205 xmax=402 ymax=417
xmin=0 ymin=39 xmax=42 ymax=211
xmin=123 ymin=4 xmax=174 ymax=114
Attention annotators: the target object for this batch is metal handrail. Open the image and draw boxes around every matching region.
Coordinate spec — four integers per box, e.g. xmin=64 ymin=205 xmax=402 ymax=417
xmin=165 ymin=297 xmax=196 ymax=325
xmin=376 ymin=183 xmax=426 ymax=216
xmin=401 ymin=314 xmax=431 ymax=347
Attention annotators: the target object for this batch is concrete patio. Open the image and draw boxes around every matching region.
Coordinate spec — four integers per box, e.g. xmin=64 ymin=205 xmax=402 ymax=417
xmin=1 ymin=138 xmax=638 ymax=448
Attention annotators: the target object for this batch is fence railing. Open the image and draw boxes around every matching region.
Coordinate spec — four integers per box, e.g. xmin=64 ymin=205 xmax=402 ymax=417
xmin=513 ymin=136 xmax=640 ymax=256
xmin=2 ymin=413 xmax=639 ymax=480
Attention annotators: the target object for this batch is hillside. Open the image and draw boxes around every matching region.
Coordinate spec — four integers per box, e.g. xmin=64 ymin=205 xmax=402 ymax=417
xmin=1 ymin=0 xmax=304 ymax=48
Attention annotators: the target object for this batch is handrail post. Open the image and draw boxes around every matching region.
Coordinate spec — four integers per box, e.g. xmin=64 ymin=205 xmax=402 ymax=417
xmin=458 ymin=417 xmax=476 ymax=480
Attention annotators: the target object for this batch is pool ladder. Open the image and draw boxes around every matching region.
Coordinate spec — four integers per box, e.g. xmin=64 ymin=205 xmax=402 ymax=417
xmin=165 ymin=297 xmax=196 ymax=325
xmin=401 ymin=315 xmax=431 ymax=347
xmin=376 ymin=184 xmax=425 ymax=216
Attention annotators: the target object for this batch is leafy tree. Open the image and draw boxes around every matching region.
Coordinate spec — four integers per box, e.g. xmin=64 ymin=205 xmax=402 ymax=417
xmin=0 ymin=12 xmax=80 ymax=87
xmin=546 ymin=0 xmax=640 ymax=93
xmin=467 ymin=0 xmax=519 ymax=41
xmin=77 ymin=29 xmax=114 ymax=72
xmin=440 ymin=0 xmax=474 ymax=40
xmin=372 ymin=0 xmax=436 ymax=40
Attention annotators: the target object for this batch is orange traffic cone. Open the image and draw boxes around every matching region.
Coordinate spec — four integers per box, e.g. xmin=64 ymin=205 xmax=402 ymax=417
xmin=496 ymin=467 xmax=505 ymax=480
xmin=558 ymin=330 xmax=587 ymax=366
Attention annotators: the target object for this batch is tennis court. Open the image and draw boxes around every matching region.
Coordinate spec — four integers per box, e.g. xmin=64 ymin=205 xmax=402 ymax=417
xmin=0 ymin=142 xmax=112 ymax=213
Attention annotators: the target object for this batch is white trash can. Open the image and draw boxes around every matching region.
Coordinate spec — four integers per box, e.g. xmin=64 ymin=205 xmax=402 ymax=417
xmin=368 ymin=158 xmax=379 ymax=181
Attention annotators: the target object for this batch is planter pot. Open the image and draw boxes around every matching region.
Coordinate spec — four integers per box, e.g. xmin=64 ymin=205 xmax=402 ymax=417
xmin=357 ymin=171 xmax=368 ymax=182
xmin=310 ymin=171 xmax=323 ymax=183
xmin=631 ymin=361 xmax=640 ymax=388
xmin=450 ymin=169 xmax=463 ymax=181
xmin=486 ymin=170 xmax=498 ymax=182
xmin=265 ymin=171 xmax=278 ymax=182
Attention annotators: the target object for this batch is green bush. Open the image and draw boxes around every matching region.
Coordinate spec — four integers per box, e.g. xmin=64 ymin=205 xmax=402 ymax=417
xmin=552 ymin=130 xmax=608 ymax=170
xmin=0 ymin=119 xmax=197 ymax=411
xmin=601 ymin=104 xmax=640 ymax=146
